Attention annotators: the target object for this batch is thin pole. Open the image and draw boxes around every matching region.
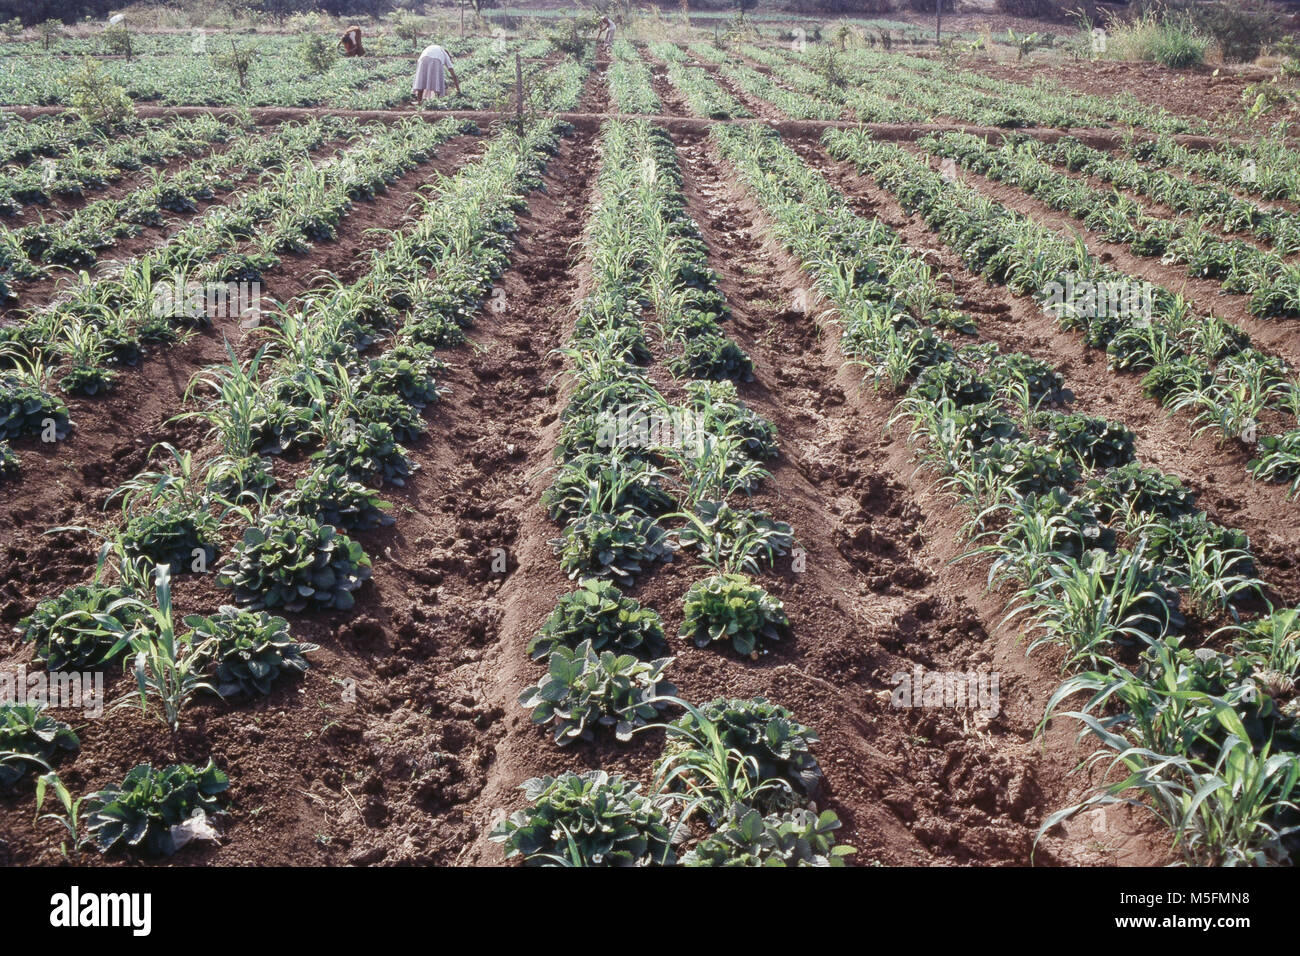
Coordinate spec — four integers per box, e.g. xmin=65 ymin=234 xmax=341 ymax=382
xmin=515 ymin=52 xmax=523 ymax=131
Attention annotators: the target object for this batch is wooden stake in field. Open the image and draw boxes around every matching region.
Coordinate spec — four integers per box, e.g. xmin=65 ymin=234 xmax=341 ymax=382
xmin=935 ymin=0 xmax=942 ymax=41
xmin=515 ymin=53 xmax=524 ymax=133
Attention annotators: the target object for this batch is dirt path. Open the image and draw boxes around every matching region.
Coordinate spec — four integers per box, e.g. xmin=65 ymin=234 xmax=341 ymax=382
xmin=0 ymin=103 xmax=1239 ymax=152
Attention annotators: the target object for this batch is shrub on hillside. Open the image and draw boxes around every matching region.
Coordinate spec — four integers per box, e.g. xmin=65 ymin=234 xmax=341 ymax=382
xmin=1108 ymin=10 xmax=1210 ymax=68
xmin=1191 ymin=1 xmax=1283 ymax=64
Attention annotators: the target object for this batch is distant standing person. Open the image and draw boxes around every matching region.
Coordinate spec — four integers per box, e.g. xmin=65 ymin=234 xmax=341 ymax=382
xmin=412 ymin=41 xmax=461 ymax=105
xmin=599 ymin=15 xmax=615 ymax=50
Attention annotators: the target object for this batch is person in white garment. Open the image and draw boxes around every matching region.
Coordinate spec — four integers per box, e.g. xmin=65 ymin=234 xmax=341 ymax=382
xmin=412 ymin=42 xmax=461 ymax=104
xmin=598 ymin=16 xmax=615 ymax=49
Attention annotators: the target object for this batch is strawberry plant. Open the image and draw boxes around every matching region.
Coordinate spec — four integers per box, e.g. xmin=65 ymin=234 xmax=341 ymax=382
xmin=1250 ymin=430 xmax=1300 ymax=497
xmin=349 ymin=391 xmax=427 ymax=445
xmin=528 ymin=579 xmax=668 ymax=661
xmin=670 ymin=331 xmax=754 ymax=383
xmin=519 ymin=640 xmax=676 ymax=745
xmin=552 ymin=510 xmax=675 ymax=584
xmin=84 ymin=760 xmax=229 ymax=857
xmin=490 ymin=770 xmax=675 ymax=866
xmin=658 ymin=697 xmax=823 ymax=814
xmin=0 ymin=439 xmax=18 ymax=483
xmin=217 ymin=512 xmax=372 ymax=612
xmin=0 ymin=370 xmax=72 ymax=441
xmin=0 ymin=704 xmax=78 ymax=788
xmin=680 ymin=806 xmax=855 ymax=867
xmin=1082 ymin=463 xmax=1199 ymax=523
xmin=357 ymin=354 xmax=444 ymax=408
xmin=16 ymin=582 xmax=147 ymax=671
xmin=970 ymin=439 xmax=1082 ymax=496
xmin=680 ymin=572 xmax=789 ymax=656
xmin=1038 ymin=412 xmax=1137 ymax=469
xmin=318 ymin=421 xmax=417 ymax=488
xmin=185 ymin=607 xmax=317 ymax=697
xmin=542 ymin=454 xmax=674 ymax=524
xmin=676 ymin=500 xmax=794 ymax=573
xmin=912 ymin=361 xmax=996 ymax=408
xmin=277 ymin=464 xmax=393 ymax=532
xmin=119 ymin=501 xmax=219 ymax=576
xmin=687 ymin=380 xmax=778 ymax=461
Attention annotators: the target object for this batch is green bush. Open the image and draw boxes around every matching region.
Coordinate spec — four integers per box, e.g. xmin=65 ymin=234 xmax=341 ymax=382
xmin=16 ymin=583 xmax=147 ymax=671
xmin=491 ymin=770 xmax=675 ymax=866
xmin=217 ymin=512 xmax=372 ymax=612
xmin=680 ymin=573 xmax=789 ymax=656
xmin=62 ymin=58 xmax=136 ymax=126
xmin=527 ymin=579 xmax=668 ymax=660
xmin=300 ymin=34 xmax=337 ymax=74
xmin=1192 ymin=0 xmax=1281 ymax=64
xmin=84 ymin=760 xmax=229 ymax=857
xmin=1109 ymin=11 xmax=1210 ymax=68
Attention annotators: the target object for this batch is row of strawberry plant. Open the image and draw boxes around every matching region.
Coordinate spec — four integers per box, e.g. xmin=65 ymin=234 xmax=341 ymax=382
xmin=1124 ymin=128 xmax=1300 ymax=205
xmin=0 ymin=113 xmax=245 ymax=216
xmin=609 ymin=39 xmax=661 ymax=114
xmin=716 ymin=60 xmax=843 ymax=122
xmin=834 ymin=47 xmax=1300 ymax=197
xmin=834 ymin=46 xmax=1202 ymax=134
xmin=712 ymin=121 xmax=1300 ymax=866
xmin=743 ymin=48 xmax=935 ymax=125
xmin=922 ymin=131 xmax=1300 ymax=318
xmin=824 ymin=130 xmax=1300 ymax=498
xmin=4 ymin=116 xmax=350 ymax=294
xmin=1032 ymin=135 xmax=1300 ymax=255
xmin=492 ymin=118 xmax=852 ymax=866
xmin=3 ymin=119 xmax=569 ymax=860
xmin=0 ymin=118 xmax=473 ymax=484
xmin=0 ymin=38 xmax=486 ymax=109
xmin=659 ymin=58 xmax=751 ymax=121
xmin=0 ymin=110 xmax=158 ymax=166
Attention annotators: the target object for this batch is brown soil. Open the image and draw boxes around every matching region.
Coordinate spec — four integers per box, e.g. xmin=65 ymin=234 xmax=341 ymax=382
xmin=956 ymin=57 xmax=1284 ymax=138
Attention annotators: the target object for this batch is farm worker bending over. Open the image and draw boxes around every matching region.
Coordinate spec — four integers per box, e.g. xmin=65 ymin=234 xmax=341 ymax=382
xmin=339 ymin=26 xmax=363 ymax=57
xmin=412 ymin=42 xmax=461 ymax=104
xmin=598 ymin=16 xmax=616 ymax=49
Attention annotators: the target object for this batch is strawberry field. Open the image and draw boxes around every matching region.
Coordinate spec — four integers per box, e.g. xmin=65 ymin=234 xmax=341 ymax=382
xmin=1 ymin=13 xmax=1299 ymax=872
